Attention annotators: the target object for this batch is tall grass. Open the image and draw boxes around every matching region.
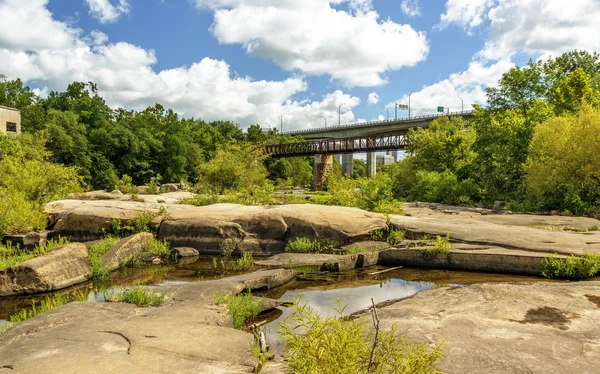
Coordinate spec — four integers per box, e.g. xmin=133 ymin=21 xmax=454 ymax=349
xmin=541 ymin=253 xmax=600 ymax=280
xmin=88 ymin=236 xmax=120 ymax=279
xmin=214 ymin=292 xmax=262 ymax=329
xmin=117 ymin=286 xmax=166 ymax=307
xmin=0 ymin=237 xmax=70 ymax=271
xmin=278 ymin=299 xmax=444 ymax=374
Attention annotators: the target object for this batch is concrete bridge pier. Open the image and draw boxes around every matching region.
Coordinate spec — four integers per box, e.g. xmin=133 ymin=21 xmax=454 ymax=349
xmin=366 ymin=152 xmax=376 ymax=177
xmin=342 ymin=153 xmax=353 ymax=176
xmin=313 ymin=154 xmax=334 ymax=190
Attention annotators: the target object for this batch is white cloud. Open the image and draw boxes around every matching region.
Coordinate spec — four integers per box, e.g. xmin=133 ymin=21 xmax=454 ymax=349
xmin=440 ymin=0 xmax=600 ymax=59
xmin=367 ymin=92 xmax=379 ymax=104
xmin=389 ymin=59 xmax=514 ymax=116
xmin=480 ymin=0 xmax=600 ymax=60
xmin=0 ymin=0 xmax=363 ymax=129
xmin=194 ymin=0 xmax=429 ymax=87
xmin=439 ymin=0 xmax=493 ymax=32
xmin=85 ymin=0 xmax=131 ymax=23
xmin=401 ymin=0 xmax=421 ymax=17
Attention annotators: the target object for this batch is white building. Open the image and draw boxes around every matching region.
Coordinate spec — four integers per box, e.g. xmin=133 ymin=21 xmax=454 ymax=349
xmin=0 ymin=106 xmax=21 ymax=134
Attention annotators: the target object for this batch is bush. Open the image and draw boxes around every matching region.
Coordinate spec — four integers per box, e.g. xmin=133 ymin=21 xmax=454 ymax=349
xmin=541 ymin=253 xmax=600 ymax=280
xmin=422 ymin=235 xmax=452 ymax=260
xmin=112 ymin=207 xmax=169 ymax=235
xmin=115 ymin=174 xmax=138 ymax=194
xmin=387 ymin=228 xmax=405 ymax=246
xmin=214 ymin=292 xmax=262 ymax=329
xmin=285 ymin=237 xmax=335 ymax=254
xmin=278 ymin=299 xmax=444 ymax=374
xmin=117 ymin=286 xmax=166 ymax=307
xmin=143 ymin=238 xmax=171 ymax=257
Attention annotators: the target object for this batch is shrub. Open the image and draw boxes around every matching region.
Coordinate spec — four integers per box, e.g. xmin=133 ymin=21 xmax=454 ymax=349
xmin=541 ymin=253 xmax=600 ymax=280
xmin=214 ymin=292 xmax=262 ymax=329
xmin=88 ymin=236 xmax=120 ymax=279
xmin=278 ymin=299 xmax=444 ymax=374
xmin=387 ymin=228 xmax=405 ymax=246
xmin=371 ymin=230 xmax=384 ymax=241
xmin=117 ymin=286 xmax=166 ymax=307
xmin=144 ymin=175 xmax=162 ymax=195
xmin=115 ymin=174 xmax=138 ymax=194
xmin=421 ymin=235 xmax=452 ymax=260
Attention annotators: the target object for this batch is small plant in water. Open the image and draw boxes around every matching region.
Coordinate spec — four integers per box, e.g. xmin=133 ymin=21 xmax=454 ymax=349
xmin=541 ymin=253 xmax=600 ymax=280
xmin=214 ymin=292 xmax=262 ymax=329
xmin=117 ymin=286 xmax=166 ymax=307
xmin=278 ymin=298 xmax=444 ymax=374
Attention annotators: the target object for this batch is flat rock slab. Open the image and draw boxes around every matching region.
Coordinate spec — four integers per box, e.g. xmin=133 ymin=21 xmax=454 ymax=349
xmin=0 ymin=268 xmax=298 ymax=373
xmin=366 ymin=282 xmax=600 ymax=374
xmin=390 ymin=215 xmax=600 ymax=256
xmin=45 ymin=201 xmax=388 ymax=254
xmin=256 ymin=253 xmax=341 ymax=267
xmin=404 ymin=202 xmax=600 ymax=229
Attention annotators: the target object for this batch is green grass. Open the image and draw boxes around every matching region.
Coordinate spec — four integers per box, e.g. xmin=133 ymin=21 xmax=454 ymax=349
xmin=285 ymin=237 xmax=337 ymax=254
xmin=214 ymin=292 xmax=262 ymax=329
xmin=278 ymin=299 xmax=444 ymax=374
xmin=421 ymin=235 xmax=452 ymax=261
xmin=0 ymin=237 xmax=70 ymax=271
xmin=541 ymin=253 xmax=600 ymax=280
xmin=88 ymin=236 xmax=120 ymax=279
xmin=371 ymin=230 xmax=384 ymax=241
xmin=343 ymin=246 xmax=379 ymax=255
xmin=1 ymin=290 xmax=87 ymax=333
xmin=111 ymin=207 xmax=169 ymax=235
xmin=117 ymin=286 xmax=166 ymax=307
xmin=386 ymin=228 xmax=405 ymax=246
xmin=143 ymin=238 xmax=171 ymax=257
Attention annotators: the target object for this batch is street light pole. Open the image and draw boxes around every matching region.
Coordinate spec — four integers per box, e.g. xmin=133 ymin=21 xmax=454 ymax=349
xmin=338 ymin=103 xmax=346 ymax=126
xmin=320 ymin=115 xmax=327 ymax=127
xmin=408 ymin=91 xmax=415 ymax=119
xmin=382 ymin=107 xmax=389 ymax=121
xmin=457 ymin=96 xmax=464 ymax=112
xmin=280 ymin=113 xmax=287 ymax=132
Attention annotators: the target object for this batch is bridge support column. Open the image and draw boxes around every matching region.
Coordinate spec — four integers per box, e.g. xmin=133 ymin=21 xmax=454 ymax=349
xmin=312 ymin=154 xmax=334 ymax=190
xmin=366 ymin=152 xmax=376 ymax=177
xmin=342 ymin=153 xmax=353 ymax=176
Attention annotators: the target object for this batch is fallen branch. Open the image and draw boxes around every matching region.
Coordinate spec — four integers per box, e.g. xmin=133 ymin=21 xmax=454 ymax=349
xmin=368 ymin=266 xmax=403 ymax=276
xmin=248 ymin=320 xmax=268 ymax=330
xmin=368 ymin=297 xmax=380 ymax=371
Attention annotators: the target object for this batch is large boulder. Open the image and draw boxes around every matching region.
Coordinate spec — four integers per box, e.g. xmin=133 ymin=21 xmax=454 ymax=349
xmin=45 ymin=201 xmax=388 ymax=255
xmin=102 ymin=233 xmax=154 ymax=271
xmin=0 ymin=243 xmax=91 ymax=296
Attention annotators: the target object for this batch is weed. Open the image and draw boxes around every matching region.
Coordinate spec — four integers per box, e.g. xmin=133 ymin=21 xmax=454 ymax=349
xmin=421 ymin=235 xmax=452 ymax=261
xmin=88 ymin=236 xmax=120 ymax=279
xmin=371 ymin=230 xmax=384 ymax=242
xmin=212 ymin=257 xmax=218 ymax=269
xmin=117 ymin=286 xmax=166 ymax=307
xmin=0 ymin=237 xmax=70 ymax=271
xmin=285 ymin=237 xmax=336 ymax=254
xmin=214 ymin=292 xmax=262 ymax=329
xmin=541 ymin=253 xmax=600 ymax=280
xmin=252 ymin=341 xmax=271 ymax=372
xmin=112 ymin=207 xmax=169 ymax=236
xmin=120 ymin=253 xmax=144 ymax=268
xmin=278 ymin=298 xmax=444 ymax=374
xmin=236 ymin=252 xmax=255 ymax=271
xmin=386 ymin=228 xmax=405 ymax=246
xmin=143 ymin=238 xmax=171 ymax=257
xmin=2 ymin=290 xmax=88 ymax=333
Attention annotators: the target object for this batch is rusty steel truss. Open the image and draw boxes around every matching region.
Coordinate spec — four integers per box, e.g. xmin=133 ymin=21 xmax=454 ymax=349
xmin=265 ymin=132 xmax=407 ymax=157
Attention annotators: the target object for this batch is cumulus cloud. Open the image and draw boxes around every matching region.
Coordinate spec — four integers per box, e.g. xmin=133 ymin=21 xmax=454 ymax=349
xmin=0 ymin=0 xmax=361 ymax=129
xmin=194 ymin=0 xmax=429 ymax=87
xmin=84 ymin=0 xmax=131 ymax=23
xmin=440 ymin=0 xmax=600 ymax=59
xmin=400 ymin=0 xmax=421 ymax=17
xmin=388 ymin=59 xmax=514 ymax=116
xmin=367 ymin=92 xmax=379 ymax=104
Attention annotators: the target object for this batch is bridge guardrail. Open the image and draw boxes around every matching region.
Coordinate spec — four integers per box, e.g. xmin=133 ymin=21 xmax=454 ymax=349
xmin=282 ymin=110 xmax=473 ymax=135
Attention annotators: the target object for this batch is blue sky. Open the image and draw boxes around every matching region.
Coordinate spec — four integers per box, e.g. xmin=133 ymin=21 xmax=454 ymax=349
xmin=1 ymin=0 xmax=599 ymax=130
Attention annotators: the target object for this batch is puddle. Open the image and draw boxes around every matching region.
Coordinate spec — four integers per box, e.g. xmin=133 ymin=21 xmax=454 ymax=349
xmin=254 ymin=266 xmax=548 ymax=356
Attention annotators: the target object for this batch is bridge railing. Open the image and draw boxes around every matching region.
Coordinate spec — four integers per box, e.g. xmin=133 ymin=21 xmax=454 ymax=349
xmin=282 ymin=110 xmax=473 ymax=135
xmin=266 ymin=133 xmax=407 ymax=158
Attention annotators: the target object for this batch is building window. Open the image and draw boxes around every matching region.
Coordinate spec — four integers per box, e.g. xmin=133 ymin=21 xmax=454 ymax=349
xmin=6 ymin=122 xmax=17 ymax=132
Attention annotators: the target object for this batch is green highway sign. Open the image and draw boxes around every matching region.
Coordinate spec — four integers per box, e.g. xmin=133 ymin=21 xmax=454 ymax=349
xmin=437 ymin=106 xmax=444 ymax=112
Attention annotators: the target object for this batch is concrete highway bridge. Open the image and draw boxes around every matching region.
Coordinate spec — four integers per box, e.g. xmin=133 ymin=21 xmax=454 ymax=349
xmin=266 ymin=111 xmax=473 ymax=189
